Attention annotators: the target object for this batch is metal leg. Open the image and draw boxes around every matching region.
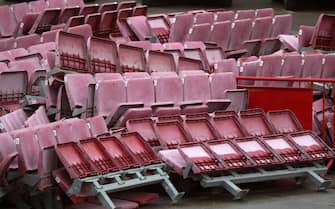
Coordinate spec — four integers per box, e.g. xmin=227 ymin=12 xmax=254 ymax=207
xmin=96 ymin=190 xmax=118 ymax=209
xmin=221 ymin=179 xmax=249 ymax=200
xmin=306 ymin=171 xmax=331 ymax=191
xmin=161 ymin=176 xmax=185 ymax=203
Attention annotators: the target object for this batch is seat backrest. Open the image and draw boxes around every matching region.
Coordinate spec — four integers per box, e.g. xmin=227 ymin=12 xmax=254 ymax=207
xmin=210 ymin=72 xmax=237 ymax=99
xmin=66 ymin=15 xmax=85 ymax=28
xmin=66 ymin=0 xmax=85 ymax=7
xmin=86 ymin=116 xmax=108 ymax=137
xmin=255 ymin=8 xmax=274 ymax=18
xmin=0 ymin=37 xmax=16 ymax=52
xmin=97 ymin=11 xmax=117 ymax=38
xmin=182 ymin=73 xmax=210 ymax=102
xmin=118 ymin=44 xmax=146 ymax=72
xmin=95 ymin=80 xmax=126 ymax=117
xmin=208 ymin=21 xmax=232 ymax=50
xmin=59 ymin=7 xmax=81 ymax=24
xmin=64 ymin=73 xmax=95 ymax=110
xmin=29 ymin=8 xmax=61 ymax=34
xmin=169 ymin=13 xmax=194 ymax=42
xmin=229 ymin=18 xmax=253 ymax=50
xmin=281 ymin=54 xmax=303 ymax=77
xmin=0 ymin=5 xmax=18 ymax=37
xmin=0 ymin=109 xmax=27 ymax=132
xmin=29 ymin=0 xmax=48 ymax=12
xmin=16 ymin=34 xmax=41 ymax=49
xmin=56 ymin=31 xmax=88 ymax=72
xmin=148 ymin=51 xmax=177 ymax=73
xmin=88 ymin=37 xmax=119 ymax=73
xmin=214 ymin=58 xmax=239 ymax=75
xmin=48 ymin=0 xmax=66 ymax=8
xmin=256 ymin=55 xmax=283 ymax=86
xmin=251 ymin=16 xmax=273 ymax=39
xmin=117 ymin=0 xmax=136 ymax=10
xmin=12 ymin=2 xmax=29 ymax=23
xmin=235 ymin=9 xmax=255 ymax=20
xmin=133 ymin=5 xmax=148 ymax=16
xmin=321 ymin=54 xmax=335 ymax=78
xmin=127 ymin=16 xmax=154 ymax=41
xmin=85 ymin=13 xmax=101 ymax=32
xmin=271 ymin=14 xmax=293 ymax=37
xmin=0 ymin=133 xmax=17 ymax=159
xmin=66 ymin=24 xmax=93 ymax=42
xmin=301 ymin=53 xmax=324 ymax=78
xmin=185 ymin=23 xmax=211 ymax=42
xmin=11 ymin=127 xmax=39 ymax=173
xmin=126 ymin=78 xmax=155 ymax=106
xmin=95 ymin=73 xmax=122 ymax=82
xmin=194 ymin=12 xmax=214 ymax=24
xmin=298 ymin=25 xmax=314 ymax=48
xmin=98 ymin=2 xmax=118 ymax=13
xmin=154 ymin=74 xmax=183 ymax=104
xmin=216 ymin=11 xmax=234 ymax=22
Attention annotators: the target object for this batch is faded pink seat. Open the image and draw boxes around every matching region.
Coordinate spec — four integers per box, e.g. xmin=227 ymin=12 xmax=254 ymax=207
xmin=250 ymin=17 xmax=273 ymax=39
xmin=88 ymin=37 xmax=119 ymax=73
xmin=12 ymin=2 xmax=29 ymax=23
xmin=16 ymin=34 xmax=41 ymax=49
xmin=207 ymin=21 xmax=231 ymax=50
xmin=147 ymin=51 xmax=176 ymax=73
xmin=228 ymin=18 xmax=253 ymax=50
xmin=169 ymin=13 xmax=194 ymax=42
xmin=118 ymin=44 xmax=146 ymax=73
xmin=0 ymin=37 xmax=16 ymax=51
xmin=255 ymin=8 xmax=274 ymax=18
xmin=64 ymin=73 xmax=96 ymax=116
xmin=235 ymin=9 xmax=255 ymax=20
xmin=271 ymin=14 xmax=293 ymax=37
xmin=216 ymin=11 xmax=235 ymax=22
xmin=25 ymin=106 xmax=49 ymax=127
xmin=98 ymin=2 xmax=118 ymax=13
xmin=0 ymin=5 xmax=18 ymax=37
xmin=185 ymin=23 xmax=211 ymax=42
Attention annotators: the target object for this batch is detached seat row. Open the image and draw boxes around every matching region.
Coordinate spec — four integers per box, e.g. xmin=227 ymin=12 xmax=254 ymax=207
xmin=59 ymin=71 xmax=248 ymax=127
xmin=128 ymin=13 xmax=291 ymax=54
xmin=237 ymin=52 xmax=335 ymax=87
xmin=0 ymin=114 xmax=183 ymax=208
xmin=0 ymin=0 xmax=138 ymax=38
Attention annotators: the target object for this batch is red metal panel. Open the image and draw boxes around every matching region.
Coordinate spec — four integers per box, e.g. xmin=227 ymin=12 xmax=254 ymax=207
xmin=245 ymin=86 xmax=313 ymax=130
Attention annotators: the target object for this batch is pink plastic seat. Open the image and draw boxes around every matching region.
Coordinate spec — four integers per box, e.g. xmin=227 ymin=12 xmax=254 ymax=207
xmin=56 ymin=31 xmax=88 ymax=73
xmin=94 ymin=73 xmax=122 ymax=82
xmin=85 ymin=13 xmax=101 ymax=34
xmin=321 ymin=54 xmax=335 ymax=78
xmin=29 ymin=0 xmax=48 ymax=12
xmin=48 ymin=0 xmax=66 ymax=8
xmin=79 ymin=4 xmax=99 ymax=16
xmin=118 ymin=44 xmax=146 ymax=72
xmin=228 ymin=19 xmax=253 ymax=50
xmin=0 ymin=133 xmax=17 ymax=176
xmin=28 ymin=42 xmax=56 ymax=59
xmin=207 ymin=21 xmax=231 ymax=50
xmin=66 ymin=0 xmax=85 ymax=7
xmin=0 ymin=109 xmax=27 ymax=132
xmin=133 ymin=5 xmax=148 ymax=16
xmin=41 ymin=29 xmax=61 ymax=43
xmin=194 ymin=12 xmax=214 ymax=24
xmin=66 ymin=24 xmax=93 ymax=42
xmin=117 ymin=0 xmax=136 ymax=10
xmin=301 ymin=53 xmax=324 ymax=78
xmin=95 ymin=80 xmax=127 ymax=117
xmin=0 ymin=70 xmax=28 ymax=112
xmin=16 ymin=34 xmax=41 ymax=49
xmin=256 ymin=55 xmax=283 ymax=86
xmin=251 ymin=17 xmax=273 ymax=39
xmin=235 ymin=9 xmax=255 ymax=20
xmin=0 ymin=5 xmax=18 ymax=37
xmin=126 ymin=78 xmax=155 ymax=107
xmin=59 ymin=6 xmax=81 ymax=24
xmin=25 ymin=105 xmax=49 ymax=127
xmin=0 ymin=37 xmax=16 ymax=51
xmin=115 ymin=8 xmax=136 ymax=41
xmin=98 ymin=2 xmax=118 ymax=13
xmin=214 ymin=59 xmax=239 ymax=74
xmin=29 ymin=8 xmax=62 ymax=34
xmin=280 ymin=54 xmax=303 ymax=79
xmin=185 ymin=23 xmax=211 ymax=42
xmin=271 ymin=14 xmax=293 ymax=37
xmin=11 ymin=127 xmax=40 ymax=173
xmin=12 ymin=2 xmax=29 ymax=23
xmin=86 ymin=116 xmax=109 ymax=137
xmin=298 ymin=25 xmax=314 ymax=48
xmin=147 ymin=51 xmax=176 ymax=73
xmin=64 ymin=73 xmax=95 ymax=116
xmin=205 ymin=47 xmax=225 ymax=71
xmin=96 ymin=11 xmax=117 ymax=38
xmin=126 ymin=16 xmax=155 ymax=41
xmin=258 ymin=38 xmax=282 ymax=56
xmin=169 ymin=13 xmax=194 ymax=42
xmin=147 ymin=14 xmax=170 ymax=44
xmin=65 ymin=15 xmax=85 ymax=28
xmin=216 ymin=11 xmax=235 ymax=22
xmin=88 ymin=37 xmax=119 ymax=73
xmin=255 ymin=8 xmax=274 ymax=18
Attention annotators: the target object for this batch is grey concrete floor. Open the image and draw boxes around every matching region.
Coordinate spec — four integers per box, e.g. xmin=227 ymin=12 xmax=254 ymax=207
xmin=0 ymin=0 xmax=335 ymax=208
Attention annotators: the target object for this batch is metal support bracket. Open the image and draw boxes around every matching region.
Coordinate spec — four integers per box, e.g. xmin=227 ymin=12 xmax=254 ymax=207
xmin=65 ymin=163 xmax=183 ymax=209
xmin=200 ymin=165 xmax=330 ymax=199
